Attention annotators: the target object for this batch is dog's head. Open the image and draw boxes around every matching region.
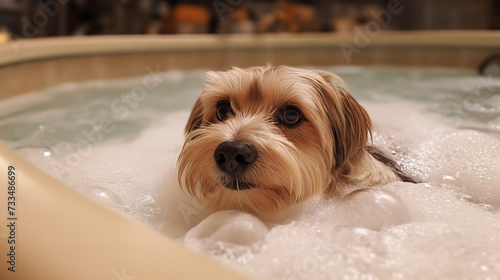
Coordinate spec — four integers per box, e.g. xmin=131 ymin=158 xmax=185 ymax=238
xmin=177 ymin=66 xmax=371 ymax=214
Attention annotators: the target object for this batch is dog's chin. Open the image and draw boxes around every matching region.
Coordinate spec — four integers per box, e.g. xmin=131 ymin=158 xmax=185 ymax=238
xmin=222 ymin=178 xmax=256 ymax=191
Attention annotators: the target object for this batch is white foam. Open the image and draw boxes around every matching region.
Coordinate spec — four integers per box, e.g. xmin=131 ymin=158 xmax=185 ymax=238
xmin=1 ymin=67 xmax=500 ymax=279
xmin=61 ymin=111 xmax=209 ymax=237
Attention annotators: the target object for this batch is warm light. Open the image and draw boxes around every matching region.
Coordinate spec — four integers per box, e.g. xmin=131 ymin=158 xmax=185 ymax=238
xmin=0 ymin=30 xmax=9 ymax=44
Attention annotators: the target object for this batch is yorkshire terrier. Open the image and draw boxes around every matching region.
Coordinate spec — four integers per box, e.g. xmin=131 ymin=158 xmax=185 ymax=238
xmin=178 ymin=66 xmax=415 ymax=215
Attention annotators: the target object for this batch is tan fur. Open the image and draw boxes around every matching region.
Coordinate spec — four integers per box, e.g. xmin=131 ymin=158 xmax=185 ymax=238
xmin=177 ymin=66 xmax=399 ymax=215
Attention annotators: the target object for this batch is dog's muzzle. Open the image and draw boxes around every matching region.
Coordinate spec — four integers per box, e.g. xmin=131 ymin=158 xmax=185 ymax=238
xmin=214 ymin=140 xmax=257 ymax=177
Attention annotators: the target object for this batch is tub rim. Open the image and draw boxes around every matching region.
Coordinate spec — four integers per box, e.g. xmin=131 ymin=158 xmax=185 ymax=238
xmin=1 ymin=30 xmax=499 ymax=68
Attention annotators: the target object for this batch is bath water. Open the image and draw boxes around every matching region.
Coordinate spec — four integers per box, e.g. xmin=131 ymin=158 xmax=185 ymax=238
xmin=1 ymin=66 xmax=499 ymax=279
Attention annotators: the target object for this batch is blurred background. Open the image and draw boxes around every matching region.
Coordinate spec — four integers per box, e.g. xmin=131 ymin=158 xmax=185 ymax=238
xmin=0 ymin=0 xmax=499 ymax=40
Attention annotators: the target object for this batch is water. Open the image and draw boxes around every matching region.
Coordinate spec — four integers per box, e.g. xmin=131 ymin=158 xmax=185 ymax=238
xmin=1 ymin=66 xmax=500 ymax=279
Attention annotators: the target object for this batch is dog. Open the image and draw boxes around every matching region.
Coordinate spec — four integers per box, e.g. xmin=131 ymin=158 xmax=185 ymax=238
xmin=177 ymin=66 xmax=415 ymax=215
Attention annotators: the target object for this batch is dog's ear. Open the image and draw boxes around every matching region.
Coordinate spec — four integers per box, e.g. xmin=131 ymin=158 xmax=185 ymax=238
xmin=184 ymin=70 xmax=227 ymax=135
xmin=313 ymin=70 xmax=372 ymax=172
xmin=185 ymin=98 xmax=204 ymax=134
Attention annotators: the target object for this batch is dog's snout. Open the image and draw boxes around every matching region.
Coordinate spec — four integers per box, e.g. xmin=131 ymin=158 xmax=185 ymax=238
xmin=214 ymin=141 xmax=257 ymax=176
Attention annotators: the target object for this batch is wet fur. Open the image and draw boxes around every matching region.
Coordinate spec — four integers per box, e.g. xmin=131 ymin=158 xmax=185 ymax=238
xmin=178 ymin=66 xmax=415 ymax=215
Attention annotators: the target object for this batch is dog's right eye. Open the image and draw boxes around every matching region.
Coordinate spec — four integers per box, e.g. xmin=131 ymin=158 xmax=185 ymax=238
xmin=279 ymin=105 xmax=303 ymax=127
xmin=216 ymin=100 xmax=233 ymax=122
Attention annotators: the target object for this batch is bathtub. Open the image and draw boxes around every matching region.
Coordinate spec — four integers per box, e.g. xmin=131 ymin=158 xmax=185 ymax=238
xmin=0 ymin=31 xmax=499 ymax=280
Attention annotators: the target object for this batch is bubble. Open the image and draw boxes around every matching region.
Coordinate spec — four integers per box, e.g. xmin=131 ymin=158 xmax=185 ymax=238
xmin=82 ymin=186 xmax=122 ymax=209
xmin=487 ymin=118 xmax=500 ymax=133
xmin=16 ymin=146 xmax=55 ymax=158
xmin=332 ymin=188 xmax=412 ymax=231
xmin=121 ymin=205 xmax=132 ymax=213
xmin=181 ymin=211 xmax=268 ymax=263
xmin=184 ymin=210 xmax=269 ymax=246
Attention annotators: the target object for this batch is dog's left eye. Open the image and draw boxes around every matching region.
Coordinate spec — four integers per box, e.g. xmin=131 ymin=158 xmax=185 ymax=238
xmin=280 ymin=105 xmax=303 ymax=127
xmin=216 ymin=100 xmax=233 ymax=122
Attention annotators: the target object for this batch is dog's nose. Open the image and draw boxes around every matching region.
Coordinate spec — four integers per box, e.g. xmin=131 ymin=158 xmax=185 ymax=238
xmin=214 ymin=141 xmax=257 ymax=176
